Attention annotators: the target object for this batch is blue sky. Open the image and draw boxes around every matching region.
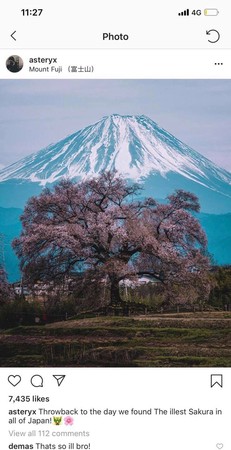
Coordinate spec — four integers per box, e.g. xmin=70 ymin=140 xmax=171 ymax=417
xmin=0 ymin=79 xmax=230 ymax=171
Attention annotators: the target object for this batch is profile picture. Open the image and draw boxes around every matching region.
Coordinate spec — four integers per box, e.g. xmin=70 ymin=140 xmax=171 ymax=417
xmin=6 ymin=55 xmax=23 ymax=73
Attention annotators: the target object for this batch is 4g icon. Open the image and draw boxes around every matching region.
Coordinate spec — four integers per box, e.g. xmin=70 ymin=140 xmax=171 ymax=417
xmin=192 ymin=9 xmax=201 ymax=15
xmin=178 ymin=9 xmax=201 ymax=16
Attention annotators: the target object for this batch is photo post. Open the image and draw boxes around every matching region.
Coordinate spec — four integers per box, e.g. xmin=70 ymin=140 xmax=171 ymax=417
xmin=0 ymin=79 xmax=231 ymax=368
xmin=0 ymin=2 xmax=230 ymax=449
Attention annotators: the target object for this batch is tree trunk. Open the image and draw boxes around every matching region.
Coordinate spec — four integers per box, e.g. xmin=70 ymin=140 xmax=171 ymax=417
xmin=110 ymin=277 xmax=122 ymax=305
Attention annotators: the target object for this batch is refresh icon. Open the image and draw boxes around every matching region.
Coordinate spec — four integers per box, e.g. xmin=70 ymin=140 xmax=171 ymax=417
xmin=206 ymin=29 xmax=220 ymax=43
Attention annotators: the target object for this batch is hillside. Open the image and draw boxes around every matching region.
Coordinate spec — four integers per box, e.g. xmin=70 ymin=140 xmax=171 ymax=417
xmin=0 ymin=313 xmax=231 ymax=367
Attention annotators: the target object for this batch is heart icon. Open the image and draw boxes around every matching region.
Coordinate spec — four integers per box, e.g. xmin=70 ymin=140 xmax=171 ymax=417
xmin=8 ymin=375 xmax=21 ymax=387
xmin=216 ymin=444 xmax=223 ymax=449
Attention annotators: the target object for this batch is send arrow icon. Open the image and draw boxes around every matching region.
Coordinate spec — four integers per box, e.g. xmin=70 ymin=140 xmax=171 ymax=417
xmin=53 ymin=375 xmax=66 ymax=386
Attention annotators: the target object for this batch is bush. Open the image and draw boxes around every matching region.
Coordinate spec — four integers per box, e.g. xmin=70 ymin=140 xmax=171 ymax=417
xmin=44 ymin=296 xmax=78 ymax=322
xmin=0 ymin=299 xmax=43 ymax=329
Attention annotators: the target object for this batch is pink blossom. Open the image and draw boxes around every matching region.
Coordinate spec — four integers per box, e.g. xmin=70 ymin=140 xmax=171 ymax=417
xmin=64 ymin=416 xmax=74 ymax=426
xmin=13 ymin=172 xmax=210 ymax=305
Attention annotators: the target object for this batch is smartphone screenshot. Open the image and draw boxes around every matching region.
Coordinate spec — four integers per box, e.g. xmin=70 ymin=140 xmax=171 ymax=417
xmin=0 ymin=1 xmax=230 ymax=449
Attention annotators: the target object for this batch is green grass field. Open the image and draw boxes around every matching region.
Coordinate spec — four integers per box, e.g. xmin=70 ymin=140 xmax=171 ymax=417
xmin=0 ymin=312 xmax=231 ymax=367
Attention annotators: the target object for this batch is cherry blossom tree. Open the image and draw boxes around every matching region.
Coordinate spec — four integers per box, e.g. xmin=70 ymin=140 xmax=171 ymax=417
xmin=13 ymin=172 xmax=210 ymax=305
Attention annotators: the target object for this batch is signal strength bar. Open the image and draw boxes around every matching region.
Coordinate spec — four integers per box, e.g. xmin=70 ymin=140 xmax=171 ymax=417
xmin=178 ymin=9 xmax=189 ymax=16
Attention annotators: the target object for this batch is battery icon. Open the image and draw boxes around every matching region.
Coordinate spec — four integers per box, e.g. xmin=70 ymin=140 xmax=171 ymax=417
xmin=204 ymin=9 xmax=219 ymax=16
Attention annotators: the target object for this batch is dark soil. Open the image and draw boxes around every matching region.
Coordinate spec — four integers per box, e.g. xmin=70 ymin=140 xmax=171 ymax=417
xmin=0 ymin=312 xmax=231 ymax=367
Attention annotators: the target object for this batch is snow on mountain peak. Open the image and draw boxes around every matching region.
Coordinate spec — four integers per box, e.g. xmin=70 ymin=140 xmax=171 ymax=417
xmin=0 ymin=115 xmax=230 ymax=195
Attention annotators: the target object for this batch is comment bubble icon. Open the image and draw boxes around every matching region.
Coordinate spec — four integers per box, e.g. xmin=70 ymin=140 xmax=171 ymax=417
xmin=31 ymin=374 xmax=43 ymax=387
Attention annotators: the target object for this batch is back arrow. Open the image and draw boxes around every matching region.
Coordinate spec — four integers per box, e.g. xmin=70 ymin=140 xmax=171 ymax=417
xmin=206 ymin=29 xmax=220 ymax=43
xmin=11 ymin=31 xmax=16 ymax=41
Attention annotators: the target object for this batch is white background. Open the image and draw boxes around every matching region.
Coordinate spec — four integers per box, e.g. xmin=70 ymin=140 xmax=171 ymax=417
xmin=0 ymin=0 xmax=230 ymax=49
xmin=0 ymin=3 xmax=230 ymax=450
xmin=0 ymin=368 xmax=229 ymax=450
xmin=0 ymin=49 xmax=230 ymax=78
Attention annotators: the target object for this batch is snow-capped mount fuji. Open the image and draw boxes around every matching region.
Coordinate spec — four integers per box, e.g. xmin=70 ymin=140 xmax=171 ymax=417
xmin=1 ymin=114 xmax=231 ymax=281
xmin=0 ymin=114 xmax=231 ymax=213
